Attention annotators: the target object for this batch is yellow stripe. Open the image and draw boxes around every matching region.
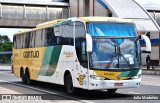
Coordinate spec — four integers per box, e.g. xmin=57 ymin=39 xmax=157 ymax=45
xmin=94 ymin=70 xmax=130 ymax=80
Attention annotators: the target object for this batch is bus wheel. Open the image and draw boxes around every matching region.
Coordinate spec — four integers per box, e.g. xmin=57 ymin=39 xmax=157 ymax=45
xmin=25 ymin=69 xmax=32 ymax=85
xmin=65 ymin=74 xmax=75 ymax=94
xmin=20 ymin=69 xmax=26 ymax=84
xmin=11 ymin=65 xmax=13 ymax=73
xmin=107 ymin=89 xmax=117 ymax=93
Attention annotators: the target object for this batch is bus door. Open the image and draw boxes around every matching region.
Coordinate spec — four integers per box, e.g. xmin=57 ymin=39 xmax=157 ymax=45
xmin=75 ymin=39 xmax=88 ymax=88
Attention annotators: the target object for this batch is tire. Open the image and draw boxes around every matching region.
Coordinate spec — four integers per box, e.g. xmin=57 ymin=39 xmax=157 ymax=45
xmin=65 ymin=74 xmax=75 ymax=94
xmin=11 ymin=68 xmax=13 ymax=73
xmin=11 ymin=65 xmax=13 ymax=73
xmin=107 ymin=89 xmax=117 ymax=93
xmin=25 ymin=70 xmax=32 ymax=85
xmin=21 ymin=69 xmax=26 ymax=84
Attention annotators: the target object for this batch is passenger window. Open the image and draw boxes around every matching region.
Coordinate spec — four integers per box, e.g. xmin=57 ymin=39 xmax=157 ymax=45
xmin=45 ymin=27 xmax=56 ymax=46
xmin=35 ymin=30 xmax=42 ymax=47
xmin=13 ymin=35 xmax=16 ymax=48
xmin=61 ymin=23 xmax=74 ymax=45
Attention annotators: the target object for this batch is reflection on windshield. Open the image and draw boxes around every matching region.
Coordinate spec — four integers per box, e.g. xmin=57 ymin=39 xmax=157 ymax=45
xmin=90 ymin=38 xmax=140 ymax=70
xmin=87 ymin=22 xmax=137 ymax=37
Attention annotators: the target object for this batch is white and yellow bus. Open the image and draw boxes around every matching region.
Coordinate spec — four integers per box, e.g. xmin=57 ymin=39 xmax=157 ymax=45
xmin=13 ymin=17 xmax=150 ymax=94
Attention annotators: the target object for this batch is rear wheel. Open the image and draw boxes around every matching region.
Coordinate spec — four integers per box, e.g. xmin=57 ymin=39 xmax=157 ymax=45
xmin=20 ymin=69 xmax=26 ymax=84
xmin=25 ymin=69 xmax=32 ymax=85
xmin=11 ymin=65 xmax=13 ymax=73
xmin=65 ymin=74 xmax=75 ymax=94
xmin=107 ymin=89 xmax=117 ymax=93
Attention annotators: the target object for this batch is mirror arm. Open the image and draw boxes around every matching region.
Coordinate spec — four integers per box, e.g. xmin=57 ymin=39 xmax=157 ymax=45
xmin=140 ymin=35 xmax=151 ymax=53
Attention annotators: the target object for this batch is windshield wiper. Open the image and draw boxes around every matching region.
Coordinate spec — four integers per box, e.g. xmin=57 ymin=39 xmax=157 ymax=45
xmin=106 ymin=44 xmax=118 ymax=69
xmin=106 ymin=44 xmax=132 ymax=69
xmin=118 ymin=45 xmax=132 ymax=68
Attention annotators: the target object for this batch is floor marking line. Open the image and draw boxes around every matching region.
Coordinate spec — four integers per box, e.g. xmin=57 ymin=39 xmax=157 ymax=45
xmin=141 ymin=84 xmax=160 ymax=86
xmin=128 ymin=92 xmax=141 ymax=94
xmin=143 ymin=77 xmax=160 ymax=80
xmin=0 ymin=80 xmax=94 ymax=103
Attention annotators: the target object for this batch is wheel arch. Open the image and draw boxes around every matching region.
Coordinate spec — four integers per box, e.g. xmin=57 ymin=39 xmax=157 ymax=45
xmin=63 ymin=70 xmax=76 ymax=94
xmin=63 ymin=70 xmax=75 ymax=86
xmin=64 ymin=70 xmax=71 ymax=85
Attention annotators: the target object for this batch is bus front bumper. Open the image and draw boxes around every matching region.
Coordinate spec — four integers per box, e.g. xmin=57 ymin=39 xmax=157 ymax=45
xmin=88 ymin=78 xmax=141 ymax=90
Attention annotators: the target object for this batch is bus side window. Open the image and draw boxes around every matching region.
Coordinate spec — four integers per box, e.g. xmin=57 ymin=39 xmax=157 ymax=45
xmin=26 ymin=32 xmax=30 ymax=48
xmin=22 ymin=34 xmax=24 ymax=48
xmin=56 ymin=36 xmax=61 ymax=45
xmin=13 ymin=35 xmax=16 ymax=48
xmin=51 ymin=28 xmax=56 ymax=45
xmin=30 ymin=32 xmax=35 ymax=48
xmin=45 ymin=27 xmax=56 ymax=46
xmin=41 ymin=29 xmax=45 ymax=47
xmin=35 ymin=30 xmax=42 ymax=47
xmin=54 ymin=26 xmax=62 ymax=45
xmin=75 ymin=22 xmax=85 ymax=38
xmin=45 ymin=28 xmax=50 ymax=46
xmin=17 ymin=35 xmax=21 ymax=49
xmin=16 ymin=35 xmax=18 ymax=49
xmin=61 ymin=23 xmax=74 ymax=45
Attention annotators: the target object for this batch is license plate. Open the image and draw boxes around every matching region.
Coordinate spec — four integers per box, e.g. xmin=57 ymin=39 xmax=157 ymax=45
xmin=114 ymin=83 xmax=123 ymax=86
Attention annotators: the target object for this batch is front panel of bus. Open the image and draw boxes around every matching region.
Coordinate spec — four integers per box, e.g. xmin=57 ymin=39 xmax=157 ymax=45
xmin=86 ymin=22 xmax=141 ymax=90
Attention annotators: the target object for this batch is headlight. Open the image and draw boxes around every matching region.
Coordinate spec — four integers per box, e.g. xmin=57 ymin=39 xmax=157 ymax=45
xmin=90 ymin=75 xmax=105 ymax=80
xmin=131 ymin=74 xmax=141 ymax=79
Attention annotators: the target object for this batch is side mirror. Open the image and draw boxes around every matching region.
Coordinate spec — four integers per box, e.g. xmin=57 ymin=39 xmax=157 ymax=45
xmin=86 ymin=34 xmax=92 ymax=52
xmin=140 ymin=35 xmax=151 ymax=53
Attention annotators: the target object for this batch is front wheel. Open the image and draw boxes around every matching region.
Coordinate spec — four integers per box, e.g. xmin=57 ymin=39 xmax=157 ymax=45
xmin=65 ymin=74 xmax=75 ymax=94
xmin=107 ymin=89 xmax=117 ymax=93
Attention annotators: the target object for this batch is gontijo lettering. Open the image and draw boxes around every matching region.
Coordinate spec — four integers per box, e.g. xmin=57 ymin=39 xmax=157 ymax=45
xmin=23 ymin=51 xmax=39 ymax=58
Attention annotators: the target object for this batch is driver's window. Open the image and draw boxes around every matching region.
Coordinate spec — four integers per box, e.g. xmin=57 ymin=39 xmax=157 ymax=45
xmin=81 ymin=41 xmax=87 ymax=61
xmin=75 ymin=21 xmax=87 ymax=68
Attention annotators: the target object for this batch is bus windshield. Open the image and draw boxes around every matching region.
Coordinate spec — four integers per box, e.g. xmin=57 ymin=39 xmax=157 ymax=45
xmin=87 ymin=22 xmax=140 ymax=70
xmin=87 ymin=22 xmax=137 ymax=37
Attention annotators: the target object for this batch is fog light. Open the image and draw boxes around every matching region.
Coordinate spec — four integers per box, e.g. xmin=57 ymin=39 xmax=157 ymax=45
xmin=90 ymin=75 xmax=105 ymax=80
xmin=131 ymin=74 xmax=141 ymax=79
